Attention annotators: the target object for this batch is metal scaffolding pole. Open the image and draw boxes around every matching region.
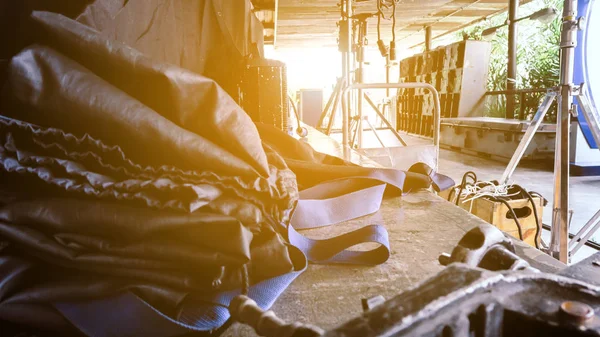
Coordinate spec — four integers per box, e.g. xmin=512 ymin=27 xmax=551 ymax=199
xmin=342 ymin=0 xmax=354 ymax=149
xmin=506 ymin=0 xmax=519 ymax=119
xmin=341 ymin=0 xmax=350 ymax=148
xmin=549 ymin=0 xmax=578 ymax=263
xmin=425 ymin=26 xmax=432 ymax=52
xmin=498 ymin=0 xmax=600 ymax=262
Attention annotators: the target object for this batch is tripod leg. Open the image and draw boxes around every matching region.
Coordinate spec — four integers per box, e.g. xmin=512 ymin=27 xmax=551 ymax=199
xmin=575 ymin=93 xmax=600 ymax=146
xmin=569 ymin=208 xmax=600 ymax=253
xmin=348 ymin=118 xmax=355 ymax=145
xmin=500 ymin=94 xmax=555 ymax=185
xmin=366 ymin=118 xmax=386 ymax=148
xmin=569 ymin=215 xmax=600 ymax=257
xmin=351 ymin=117 xmax=360 ymax=148
xmin=318 ymin=78 xmax=342 ymax=131
xmin=364 ymin=93 xmax=408 ymax=146
xmin=550 ymin=90 xmax=572 ymax=263
xmin=326 ymin=84 xmax=343 ymax=136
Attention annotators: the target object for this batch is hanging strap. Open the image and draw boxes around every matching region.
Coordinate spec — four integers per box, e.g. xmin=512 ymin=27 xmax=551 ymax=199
xmin=408 ymin=162 xmax=455 ymax=192
xmin=289 ymin=177 xmax=390 ymax=265
xmin=286 ymin=162 xmax=457 ymax=265
xmin=56 ymin=247 xmax=307 ymax=336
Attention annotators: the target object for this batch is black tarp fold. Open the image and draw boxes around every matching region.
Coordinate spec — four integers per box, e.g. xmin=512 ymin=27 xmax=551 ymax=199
xmin=0 ymin=8 xmax=442 ymax=336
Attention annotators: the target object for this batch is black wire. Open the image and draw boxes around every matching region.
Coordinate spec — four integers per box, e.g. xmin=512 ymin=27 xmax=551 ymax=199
xmin=530 ymin=191 xmax=542 ymax=198
xmin=499 ymin=198 xmax=524 ymax=241
xmin=454 ymin=183 xmax=470 ymax=205
xmin=485 ymin=195 xmax=524 ymax=241
xmin=511 ymin=186 xmax=543 ymax=249
xmin=528 ymin=191 xmax=548 ymax=206
xmin=522 ymin=188 xmax=541 ymax=249
xmin=391 ymin=0 xmax=396 ymax=41
xmin=379 ymin=1 xmax=392 ymax=19
xmin=455 ymin=171 xmax=477 ymax=205
xmin=377 ymin=0 xmax=382 ymax=41
xmin=451 ymin=172 xmax=539 ymax=247
xmin=447 ymin=187 xmax=455 ymax=202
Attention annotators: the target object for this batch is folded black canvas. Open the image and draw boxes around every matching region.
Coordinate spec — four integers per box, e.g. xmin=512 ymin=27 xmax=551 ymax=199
xmin=0 ymin=10 xmax=447 ymax=336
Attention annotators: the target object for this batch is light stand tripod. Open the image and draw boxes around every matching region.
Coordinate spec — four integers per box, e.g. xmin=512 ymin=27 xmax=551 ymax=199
xmin=316 ymin=0 xmax=353 ymax=137
xmin=317 ymin=1 xmax=407 ymax=149
xmin=500 ymin=0 xmax=600 ymax=262
xmin=350 ymin=12 xmax=407 ymax=149
xmin=317 ymin=77 xmax=347 ymax=135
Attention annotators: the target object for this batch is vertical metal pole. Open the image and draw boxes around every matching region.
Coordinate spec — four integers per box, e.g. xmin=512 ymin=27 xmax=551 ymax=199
xmin=326 ymin=80 xmax=343 ymax=135
xmin=425 ymin=26 xmax=432 ymax=52
xmin=318 ymin=79 xmax=340 ymax=129
xmin=569 ymin=208 xmax=600 ymax=255
xmin=346 ymin=0 xmax=354 ymax=148
xmin=341 ymin=0 xmax=350 ymax=148
xmin=386 ymin=55 xmax=391 ymax=97
xmin=506 ymin=0 xmax=519 ymax=119
xmin=550 ymin=0 xmax=577 ymax=263
xmin=357 ymin=36 xmax=364 ymax=148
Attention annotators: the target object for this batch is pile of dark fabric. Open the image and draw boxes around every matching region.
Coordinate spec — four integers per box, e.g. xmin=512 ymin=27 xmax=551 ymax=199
xmin=0 ymin=10 xmax=444 ymax=337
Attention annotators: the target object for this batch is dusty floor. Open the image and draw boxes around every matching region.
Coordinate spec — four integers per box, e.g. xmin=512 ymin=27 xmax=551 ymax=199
xmin=331 ymin=128 xmax=600 ymax=263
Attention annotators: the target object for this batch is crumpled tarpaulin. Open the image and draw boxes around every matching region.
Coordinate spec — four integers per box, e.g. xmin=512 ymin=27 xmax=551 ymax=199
xmin=1 ymin=0 xmax=263 ymax=102
xmin=0 ymin=10 xmax=449 ymax=337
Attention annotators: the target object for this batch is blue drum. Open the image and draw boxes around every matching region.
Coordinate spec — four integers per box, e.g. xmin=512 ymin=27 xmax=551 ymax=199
xmin=574 ymin=0 xmax=600 ymax=148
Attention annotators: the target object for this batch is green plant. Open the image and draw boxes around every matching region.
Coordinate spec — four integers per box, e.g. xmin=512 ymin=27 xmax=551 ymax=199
xmin=456 ymin=0 xmax=563 ymax=120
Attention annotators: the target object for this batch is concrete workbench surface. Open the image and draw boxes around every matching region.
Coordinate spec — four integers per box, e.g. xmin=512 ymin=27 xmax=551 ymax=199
xmin=222 ymin=126 xmax=564 ymax=336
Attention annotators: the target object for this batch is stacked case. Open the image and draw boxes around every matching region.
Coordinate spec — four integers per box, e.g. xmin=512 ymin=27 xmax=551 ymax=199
xmin=396 ymin=40 xmax=491 ymax=137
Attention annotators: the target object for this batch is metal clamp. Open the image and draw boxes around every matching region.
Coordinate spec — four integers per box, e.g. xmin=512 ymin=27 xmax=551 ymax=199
xmin=439 ymin=224 xmax=537 ymax=272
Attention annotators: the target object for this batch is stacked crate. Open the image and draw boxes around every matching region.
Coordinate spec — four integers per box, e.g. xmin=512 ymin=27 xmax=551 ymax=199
xmin=396 ymin=40 xmax=491 ymax=137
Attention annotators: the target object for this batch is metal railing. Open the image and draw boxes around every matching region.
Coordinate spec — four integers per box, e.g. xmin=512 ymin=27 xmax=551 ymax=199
xmin=341 ymin=82 xmax=441 ymax=170
xmin=484 ymin=88 xmax=554 ymax=120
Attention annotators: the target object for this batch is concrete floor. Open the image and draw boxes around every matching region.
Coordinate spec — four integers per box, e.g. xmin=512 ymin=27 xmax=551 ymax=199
xmin=226 ymin=127 xmax=566 ymax=336
xmin=331 ymin=128 xmax=600 ymax=263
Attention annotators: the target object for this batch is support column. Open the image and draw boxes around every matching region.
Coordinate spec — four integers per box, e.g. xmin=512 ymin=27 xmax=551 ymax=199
xmin=342 ymin=0 xmax=353 ymax=149
xmin=506 ymin=0 xmax=519 ymax=119
xmin=384 ymin=56 xmax=389 ymax=97
xmin=425 ymin=26 xmax=432 ymax=52
xmin=550 ymin=0 xmax=577 ymax=263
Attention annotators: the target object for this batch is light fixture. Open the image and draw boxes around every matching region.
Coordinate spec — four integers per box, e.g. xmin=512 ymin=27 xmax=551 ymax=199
xmin=528 ymin=7 xmax=558 ymax=24
xmin=481 ymin=26 xmax=499 ymax=40
xmin=479 ymin=7 xmax=557 ymax=40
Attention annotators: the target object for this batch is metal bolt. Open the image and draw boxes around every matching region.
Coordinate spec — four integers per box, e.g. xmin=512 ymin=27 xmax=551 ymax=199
xmin=560 ymin=301 xmax=595 ymax=324
xmin=361 ymin=295 xmax=385 ymax=312
xmin=438 ymin=253 xmax=452 ymax=266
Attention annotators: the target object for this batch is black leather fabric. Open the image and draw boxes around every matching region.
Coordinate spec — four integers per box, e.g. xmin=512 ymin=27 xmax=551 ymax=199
xmin=0 ymin=10 xmax=444 ymax=336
